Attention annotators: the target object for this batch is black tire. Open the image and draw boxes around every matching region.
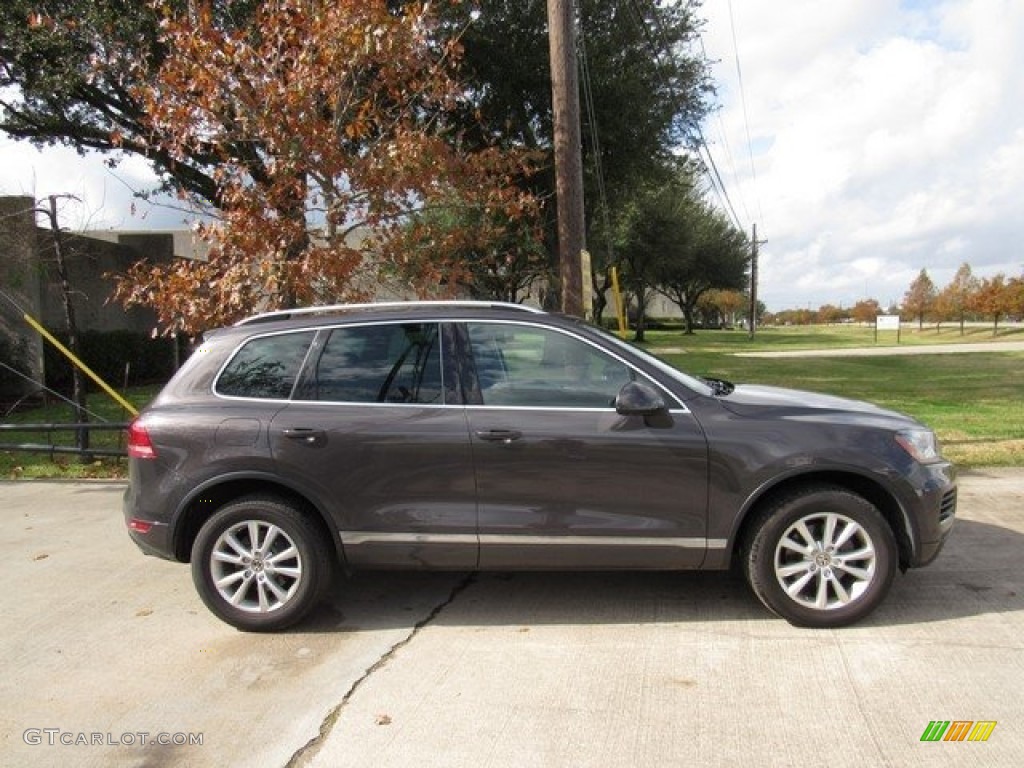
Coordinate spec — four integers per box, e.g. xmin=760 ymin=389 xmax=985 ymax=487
xmin=191 ymin=495 xmax=333 ymax=632
xmin=742 ymin=485 xmax=897 ymax=628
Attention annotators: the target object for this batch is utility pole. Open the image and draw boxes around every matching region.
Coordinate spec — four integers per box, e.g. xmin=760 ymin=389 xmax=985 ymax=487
xmin=748 ymin=222 xmax=759 ymax=339
xmin=547 ymin=0 xmax=586 ymax=317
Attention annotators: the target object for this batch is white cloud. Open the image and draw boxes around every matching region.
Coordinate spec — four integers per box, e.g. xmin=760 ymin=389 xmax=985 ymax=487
xmin=701 ymin=0 xmax=1024 ymax=309
xmin=0 ymin=139 xmax=195 ymax=231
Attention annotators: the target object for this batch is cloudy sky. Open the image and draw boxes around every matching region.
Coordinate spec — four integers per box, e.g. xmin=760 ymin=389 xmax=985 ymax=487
xmin=2 ymin=0 xmax=1021 ymax=311
xmin=699 ymin=0 xmax=1023 ymax=309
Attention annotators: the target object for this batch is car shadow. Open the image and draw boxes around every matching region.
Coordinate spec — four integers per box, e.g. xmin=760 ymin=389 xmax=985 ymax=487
xmin=297 ymin=518 xmax=1021 ymax=632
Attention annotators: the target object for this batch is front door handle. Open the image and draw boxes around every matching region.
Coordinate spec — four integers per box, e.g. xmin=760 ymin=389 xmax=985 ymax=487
xmin=282 ymin=428 xmax=326 ymax=446
xmin=475 ymin=429 xmax=522 ymax=444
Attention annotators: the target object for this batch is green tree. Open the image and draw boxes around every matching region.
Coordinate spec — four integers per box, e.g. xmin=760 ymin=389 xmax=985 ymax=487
xmin=0 ymin=0 xmax=260 ymax=206
xmin=652 ymin=202 xmax=749 ymax=335
xmin=902 ymin=269 xmax=937 ymax=331
xmin=394 ymin=200 xmax=547 ymax=303
xmin=437 ymin=0 xmax=713 ymax=301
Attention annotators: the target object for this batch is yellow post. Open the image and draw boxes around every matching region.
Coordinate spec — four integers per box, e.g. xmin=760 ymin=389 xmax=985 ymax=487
xmin=22 ymin=312 xmax=139 ymax=417
xmin=610 ymin=266 xmax=628 ymax=338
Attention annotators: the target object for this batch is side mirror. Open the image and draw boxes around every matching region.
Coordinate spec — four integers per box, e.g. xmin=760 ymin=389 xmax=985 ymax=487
xmin=615 ymin=380 xmax=667 ymax=417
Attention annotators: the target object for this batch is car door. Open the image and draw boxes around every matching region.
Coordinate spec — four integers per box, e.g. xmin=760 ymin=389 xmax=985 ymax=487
xmin=269 ymin=321 xmax=478 ymax=568
xmin=461 ymin=321 xmax=710 ymax=569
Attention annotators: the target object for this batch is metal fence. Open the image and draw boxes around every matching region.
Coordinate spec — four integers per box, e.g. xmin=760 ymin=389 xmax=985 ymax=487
xmin=0 ymin=422 xmax=130 ymax=458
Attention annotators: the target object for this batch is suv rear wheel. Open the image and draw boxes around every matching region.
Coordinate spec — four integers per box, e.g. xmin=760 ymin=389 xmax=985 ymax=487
xmin=191 ymin=495 xmax=333 ymax=631
xmin=743 ymin=486 xmax=897 ymax=628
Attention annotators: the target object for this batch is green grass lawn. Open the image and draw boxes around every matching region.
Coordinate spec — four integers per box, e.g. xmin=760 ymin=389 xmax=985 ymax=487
xmin=0 ymin=386 xmax=157 ymax=479
xmin=2 ymin=324 xmax=1021 ymax=478
xmin=641 ymin=325 xmax=1023 ymax=469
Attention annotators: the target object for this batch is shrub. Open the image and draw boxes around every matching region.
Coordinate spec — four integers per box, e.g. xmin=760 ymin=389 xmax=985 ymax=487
xmin=43 ymin=330 xmax=182 ymax=395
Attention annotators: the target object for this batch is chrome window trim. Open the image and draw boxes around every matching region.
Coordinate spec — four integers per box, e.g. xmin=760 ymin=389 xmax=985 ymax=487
xmin=461 ymin=318 xmax=687 ymax=411
xmin=204 ymin=397 xmax=690 ymax=415
xmin=212 ymin=319 xmax=445 ymax=404
xmin=464 ymin=404 xmax=692 ymax=415
xmin=211 ymin=327 xmax=318 ymax=401
xmin=211 ymin=316 xmax=687 ymax=411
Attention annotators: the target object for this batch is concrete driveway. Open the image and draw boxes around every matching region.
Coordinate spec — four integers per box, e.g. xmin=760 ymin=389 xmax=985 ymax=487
xmin=2 ymin=472 xmax=1022 ymax=767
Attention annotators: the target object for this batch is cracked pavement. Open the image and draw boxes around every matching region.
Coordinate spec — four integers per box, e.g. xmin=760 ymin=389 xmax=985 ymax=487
xmin=3 ymin=473 xmax=1023 ymax=767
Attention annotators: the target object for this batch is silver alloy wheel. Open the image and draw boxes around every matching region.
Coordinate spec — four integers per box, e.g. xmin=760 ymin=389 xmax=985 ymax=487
xmin=773 ymin=512 xmax=877 ymax=611
xmin=210 ymin=520 xmax=303 ymax=613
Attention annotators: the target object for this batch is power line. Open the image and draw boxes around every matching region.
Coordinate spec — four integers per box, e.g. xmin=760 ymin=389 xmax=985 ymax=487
xmin=624 ymin=0 xmax=745 ymax=232
xmin=575 ymin=3 xmax=616 ymax=265
xmin=693 ymin=33 xmax=751 ymax=226
xmin=726 ymin=0 xmax=764 ymax=227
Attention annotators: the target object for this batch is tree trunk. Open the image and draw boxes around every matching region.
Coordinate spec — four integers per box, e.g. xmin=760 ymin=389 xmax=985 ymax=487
xmin=632 ymin=289 xmax=647 ymax=343
xmin=682 ymin=304 xmax=696 ymax=335
xmin=44 ymin=196 xmax=89 ymax=460
xmin=592 ymin=271 xmax=609 ymax=325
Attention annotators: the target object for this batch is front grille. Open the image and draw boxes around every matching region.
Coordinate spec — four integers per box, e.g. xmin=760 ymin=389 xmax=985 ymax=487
xmin=939 ymin=488 xmax=957 ymax=523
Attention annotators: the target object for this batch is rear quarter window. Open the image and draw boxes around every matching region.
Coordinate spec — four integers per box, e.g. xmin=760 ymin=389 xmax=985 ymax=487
xmin=215 ymin=331 xmax=315 ymax=399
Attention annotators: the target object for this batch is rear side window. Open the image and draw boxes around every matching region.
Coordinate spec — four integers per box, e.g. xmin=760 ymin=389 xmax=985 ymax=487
xmin=297 ymin=323 xmax=443 ymax=404
xmin=216 ymin=331 xmax=315 ymax=399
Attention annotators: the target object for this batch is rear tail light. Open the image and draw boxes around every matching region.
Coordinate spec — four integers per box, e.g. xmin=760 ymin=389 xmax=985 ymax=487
xmin=127 ymin=419 xmax=157 ymax=459
xmin=128 ymin=518 xmax=153 ymax=534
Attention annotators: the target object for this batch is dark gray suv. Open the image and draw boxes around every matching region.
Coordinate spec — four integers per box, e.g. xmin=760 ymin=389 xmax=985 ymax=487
xmin=123 ymin=301 xmax=956 ymax=631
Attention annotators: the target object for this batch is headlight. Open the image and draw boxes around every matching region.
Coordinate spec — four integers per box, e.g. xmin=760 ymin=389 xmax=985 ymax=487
xmin=895 ymin=429 xmax=941 ymax=463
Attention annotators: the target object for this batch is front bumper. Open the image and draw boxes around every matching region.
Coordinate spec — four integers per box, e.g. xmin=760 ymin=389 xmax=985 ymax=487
xmin=908 ymin=460 xmax=957 ymax=567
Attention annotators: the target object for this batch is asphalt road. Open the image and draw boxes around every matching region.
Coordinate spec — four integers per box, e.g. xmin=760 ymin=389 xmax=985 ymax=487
xmin=2 ymin=472 xmax=1022 ymax=768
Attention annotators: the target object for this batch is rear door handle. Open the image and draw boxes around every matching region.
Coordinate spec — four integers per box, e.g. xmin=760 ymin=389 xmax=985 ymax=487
xmin=475 ymin=429 xmax=522 ymax=444
xmin=282 ymin=428 xmax=326 ymax=446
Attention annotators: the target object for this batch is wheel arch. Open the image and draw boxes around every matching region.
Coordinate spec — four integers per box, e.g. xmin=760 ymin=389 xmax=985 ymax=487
xmin=729 ymin=470 xmax=915 ymax=571
xmin=171 ymin=473 xmax=343 ymax=567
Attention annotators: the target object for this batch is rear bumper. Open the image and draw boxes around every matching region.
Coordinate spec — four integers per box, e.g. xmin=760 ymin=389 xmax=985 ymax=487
xmin=122 ymin=479 xmax=178 ymax=561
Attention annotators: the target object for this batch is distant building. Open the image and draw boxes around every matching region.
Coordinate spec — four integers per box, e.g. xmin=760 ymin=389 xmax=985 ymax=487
xmin=0 ymin=195 xmax=206 ymax=395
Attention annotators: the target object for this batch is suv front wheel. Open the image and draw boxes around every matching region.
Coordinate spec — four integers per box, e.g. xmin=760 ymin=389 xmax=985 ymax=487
xmin=743 ymin=486 xmax=897 ymax=628
xmin=191 ymin=495 xmax=333 ymax=631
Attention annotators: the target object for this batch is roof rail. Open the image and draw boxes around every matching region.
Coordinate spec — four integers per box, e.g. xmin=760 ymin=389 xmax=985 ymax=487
xmin=235 ymin=300 xmax=545 ymax=326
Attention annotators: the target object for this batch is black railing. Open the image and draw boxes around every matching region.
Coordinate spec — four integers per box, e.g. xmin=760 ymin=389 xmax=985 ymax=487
xmin=0 ymin=422 xmax=130 ymax=458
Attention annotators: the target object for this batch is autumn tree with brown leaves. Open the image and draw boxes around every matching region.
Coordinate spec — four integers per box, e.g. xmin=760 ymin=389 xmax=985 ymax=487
xmin=902 ymin=268 xmax=937 ymax=330
xmin=972 ymin=274 xmax=1016 ymax=335
xmin=936 ymin=262 xmax=980 ymax=335
xmin=111 ymin=0 xmax=539 ymax=333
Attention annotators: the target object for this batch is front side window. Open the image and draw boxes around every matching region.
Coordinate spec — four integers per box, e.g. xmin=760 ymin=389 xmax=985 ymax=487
xmin=467 ymin=323 xmax=633 ymax=408
xmin=216 ymin=331 xmax=315 ymax=399
xmin=299 ymin=323 xmax=443 ymax=404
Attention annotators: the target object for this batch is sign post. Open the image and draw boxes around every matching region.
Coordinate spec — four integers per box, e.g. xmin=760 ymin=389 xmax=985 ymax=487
xmin=875 ymin=314 xmax=901 ymax=343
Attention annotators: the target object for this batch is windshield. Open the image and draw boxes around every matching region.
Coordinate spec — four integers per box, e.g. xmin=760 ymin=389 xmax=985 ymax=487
xmin=585 ymin=324 xmax=715 ymax=398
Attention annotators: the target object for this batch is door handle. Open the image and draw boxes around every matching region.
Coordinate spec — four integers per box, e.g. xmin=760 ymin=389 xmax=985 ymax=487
xmin=475 ymin=429 xmax=522 ymax=444
xmin=282 ymin=428 xmax=326 ymax=445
